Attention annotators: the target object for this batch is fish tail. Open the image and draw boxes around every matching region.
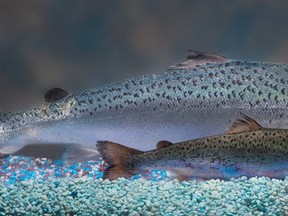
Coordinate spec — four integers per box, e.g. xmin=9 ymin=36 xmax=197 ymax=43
xmin=96 ymin=141 xmax=143 ymax=180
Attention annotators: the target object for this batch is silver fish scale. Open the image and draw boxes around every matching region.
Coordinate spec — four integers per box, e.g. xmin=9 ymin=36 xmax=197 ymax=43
xmin=1 ymin=60 xmax=288 ymax=133
xmin=78 ymin=61 xmax=288 ymax=112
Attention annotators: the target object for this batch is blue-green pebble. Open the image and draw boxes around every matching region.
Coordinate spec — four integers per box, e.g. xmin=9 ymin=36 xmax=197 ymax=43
xmin=0 ymin=177 xmax=288 ymax=215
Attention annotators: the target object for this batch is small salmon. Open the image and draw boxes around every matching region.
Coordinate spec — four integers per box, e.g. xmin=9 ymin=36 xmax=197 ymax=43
xmin=97 ymin=114 xmax=288 ymax=181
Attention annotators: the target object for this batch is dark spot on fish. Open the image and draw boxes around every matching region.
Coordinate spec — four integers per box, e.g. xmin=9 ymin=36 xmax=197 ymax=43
xmin=201 ymin=85 xmax=208 ymax=90
xmin=198 ymin=74 xmax=204 ymax=80
xmin=275 ymin=95 xmax=279 ymax=102
xmin=268 ymin=92 xmax=272 ymax=99
xmin=219 ymin=82 xmax=225 ymax=88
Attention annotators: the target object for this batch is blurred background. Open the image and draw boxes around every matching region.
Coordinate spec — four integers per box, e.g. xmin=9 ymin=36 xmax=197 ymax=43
xmin=0 ymin=0 xmax=288 ymax=110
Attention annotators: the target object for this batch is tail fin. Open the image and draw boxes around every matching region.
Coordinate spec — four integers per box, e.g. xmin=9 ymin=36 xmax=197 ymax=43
xmin=96 ymin=141 xmax=143 ymax=181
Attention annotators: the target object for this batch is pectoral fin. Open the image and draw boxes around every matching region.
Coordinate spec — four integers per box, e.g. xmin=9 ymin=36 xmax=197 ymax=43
xmin=12 ymin=144 xmax=64 ymax=160
xmin=12 ymin=143 xmax=99 ymax=167
xmin=62 ymin=144 xmax=100 ymax=167
xmin=167 ymin=169 xmax=191 ymax=181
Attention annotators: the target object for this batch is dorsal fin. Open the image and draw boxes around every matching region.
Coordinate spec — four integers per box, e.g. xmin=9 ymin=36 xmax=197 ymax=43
xmin=169 ymin=50 xmax=229 ymax=70
xmin=44 ymin=87 xmax=69 ymax=103
xmin=156 ymin=140 xmax=173 ymax=149
xmin=225 ymin=113 xmax=263 ymax=134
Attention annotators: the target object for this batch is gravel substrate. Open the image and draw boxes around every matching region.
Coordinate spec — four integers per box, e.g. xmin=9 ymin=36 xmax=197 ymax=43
xmin=0 ymin=156 xmax=168 ymax=185
xmin=1 ymin=177 xmax=288 ymax=215
xmin=1 ymin=156 xmax=288 ymax=215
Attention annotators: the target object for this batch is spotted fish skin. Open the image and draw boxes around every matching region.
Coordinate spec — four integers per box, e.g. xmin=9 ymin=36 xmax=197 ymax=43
xmin=1 ymin=51 xmax=288 ymax=163
xmin=97 ymin=115 xmax=288 ymax=180
xmin=129 ymin=129 xmax=288 ymax=180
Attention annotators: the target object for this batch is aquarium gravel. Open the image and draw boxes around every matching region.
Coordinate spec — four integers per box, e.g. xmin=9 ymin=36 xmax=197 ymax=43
xmin=1 ymin=156 xmax=288 ymax=215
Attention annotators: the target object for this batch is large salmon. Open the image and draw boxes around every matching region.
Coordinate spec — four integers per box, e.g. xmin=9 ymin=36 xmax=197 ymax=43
xmin=1 ymin=51 xmax=288 ymax=165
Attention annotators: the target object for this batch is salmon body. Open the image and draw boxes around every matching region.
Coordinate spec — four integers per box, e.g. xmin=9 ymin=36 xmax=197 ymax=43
xmin=1 ymin=51 xmax=288 ymax=165
xmin=97 ymin=115 xmax=288 ymax=180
